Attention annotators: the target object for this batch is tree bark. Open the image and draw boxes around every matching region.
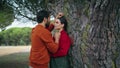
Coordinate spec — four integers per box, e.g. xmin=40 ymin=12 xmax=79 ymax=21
xmin=48 ymin=0 xmax=120 ymax=68
xmin=87 ymin=0 xmax=120 ymax=68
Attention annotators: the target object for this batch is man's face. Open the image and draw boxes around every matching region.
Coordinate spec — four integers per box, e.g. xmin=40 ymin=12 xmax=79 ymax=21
xmin=45 ymin=16 xmax=50 ymax=27
xmin=47 ymin=16 xmax=50 ymax=24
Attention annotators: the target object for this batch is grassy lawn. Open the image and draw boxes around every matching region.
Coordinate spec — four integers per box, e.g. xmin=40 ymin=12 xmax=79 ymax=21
xmin=0 ymin=52 xmax=29 ymax=68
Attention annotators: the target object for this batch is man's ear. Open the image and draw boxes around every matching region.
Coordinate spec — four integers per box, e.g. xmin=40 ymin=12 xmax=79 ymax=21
xmin=43 ymin=17 xmax=47 ymax=22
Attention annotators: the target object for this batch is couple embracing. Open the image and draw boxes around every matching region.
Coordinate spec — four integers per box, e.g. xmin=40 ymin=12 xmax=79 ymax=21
xmin=29 ymin=10 xmax=72 ymax=68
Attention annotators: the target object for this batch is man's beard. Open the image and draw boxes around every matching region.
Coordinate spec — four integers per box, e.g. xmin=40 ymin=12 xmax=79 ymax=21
xmin=45 ymin=21 xmax=50 ymax=28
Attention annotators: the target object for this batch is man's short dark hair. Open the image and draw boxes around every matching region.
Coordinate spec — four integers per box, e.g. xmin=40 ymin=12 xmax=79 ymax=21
xmin=37 ymin=10 xmax=50 ymax=23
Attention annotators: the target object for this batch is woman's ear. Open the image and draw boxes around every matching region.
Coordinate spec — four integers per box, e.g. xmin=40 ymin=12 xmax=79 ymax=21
xmin=61 ymin=24 xmax=64 ymax=28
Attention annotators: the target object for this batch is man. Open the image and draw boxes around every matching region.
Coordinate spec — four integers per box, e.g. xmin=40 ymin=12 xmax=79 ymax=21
xmin=29 ymin=10 xmax=59 ymax=68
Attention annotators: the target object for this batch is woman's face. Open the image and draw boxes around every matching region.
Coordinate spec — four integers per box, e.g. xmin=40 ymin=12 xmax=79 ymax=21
xmin=54 ymin=19 xmax=64 ymax=30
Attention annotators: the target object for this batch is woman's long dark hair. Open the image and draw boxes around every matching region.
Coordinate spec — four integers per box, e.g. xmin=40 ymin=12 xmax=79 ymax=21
xmin=58 ymin=16 xmax=68 ymax=32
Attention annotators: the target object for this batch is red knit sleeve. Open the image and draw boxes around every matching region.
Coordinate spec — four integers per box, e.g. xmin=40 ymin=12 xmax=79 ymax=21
xmin=51 ymin=33 xmax=71 ymax=57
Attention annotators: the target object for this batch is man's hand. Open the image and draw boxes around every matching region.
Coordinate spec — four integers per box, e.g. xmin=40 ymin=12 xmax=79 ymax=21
xmin=56 ymin=12 xmax=64 ymax=18
xmin=54 ymin=32 xmax=60 ymax=43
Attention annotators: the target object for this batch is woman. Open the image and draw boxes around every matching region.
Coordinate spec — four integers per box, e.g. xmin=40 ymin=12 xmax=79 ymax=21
xmin=50 ymin=16 xmax=71 ymax=68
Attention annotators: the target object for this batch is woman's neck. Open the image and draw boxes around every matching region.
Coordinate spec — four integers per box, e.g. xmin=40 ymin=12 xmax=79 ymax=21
xmin=58 ymin=28 xmax=63 ymax=32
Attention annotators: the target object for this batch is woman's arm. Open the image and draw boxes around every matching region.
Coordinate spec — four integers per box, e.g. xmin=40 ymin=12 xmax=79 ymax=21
xmin=51 ymin=34 xmax=71 ymax=57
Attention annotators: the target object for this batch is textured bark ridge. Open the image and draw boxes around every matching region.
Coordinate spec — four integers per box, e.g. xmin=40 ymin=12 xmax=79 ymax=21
xmin=87 ymin=0 xmax=119 ymax=68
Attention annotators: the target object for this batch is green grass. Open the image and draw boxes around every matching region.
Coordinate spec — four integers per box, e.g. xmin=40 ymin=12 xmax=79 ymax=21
xmin=0 ymin=52 xmax=29 ymax=68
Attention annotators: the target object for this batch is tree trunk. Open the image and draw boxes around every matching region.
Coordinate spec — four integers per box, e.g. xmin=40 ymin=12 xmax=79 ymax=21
xmin=87 ymin=0 xmax=120 ymax=68
xmin=48 ymin=0 xmax=120 ymax=68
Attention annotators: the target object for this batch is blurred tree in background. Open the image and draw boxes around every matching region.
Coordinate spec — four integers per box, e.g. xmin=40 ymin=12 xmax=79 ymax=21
xmin=0 ymin=0 xmax=120 ymax=68
xmin=0 ymin=27 xmax=31 ymax=46
xmin=0 ymin=0 xmax=14 ymax=30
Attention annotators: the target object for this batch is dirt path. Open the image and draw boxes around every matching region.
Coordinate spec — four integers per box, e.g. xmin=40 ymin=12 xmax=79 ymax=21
xmin=0 ymin=46 xmax=31 ymax=56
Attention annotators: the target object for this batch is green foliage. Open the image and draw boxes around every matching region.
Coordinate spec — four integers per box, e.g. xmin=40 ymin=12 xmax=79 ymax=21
xmin=6 ymin=0 xmax=49 ymax=21
xmin=112 ymin=61 xmax=116 ymax=68
xmin=0 ymin=27 xmax=32 ymax=46
xmin=0 ymin=2 xmax=14 ymax=30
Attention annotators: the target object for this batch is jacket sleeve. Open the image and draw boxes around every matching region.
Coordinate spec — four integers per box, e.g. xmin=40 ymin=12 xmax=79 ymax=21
xmin=51 ymin=34 xmax=71 ymax=57
xmin=38 ymin=29 xmax=59 ymax=54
